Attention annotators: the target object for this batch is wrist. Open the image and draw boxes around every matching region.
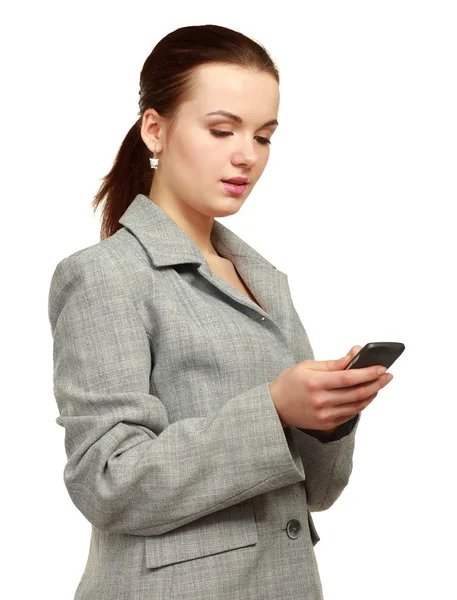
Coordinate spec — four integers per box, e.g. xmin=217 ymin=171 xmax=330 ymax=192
xmin=268 ymin=381 xmax=288 ymax=428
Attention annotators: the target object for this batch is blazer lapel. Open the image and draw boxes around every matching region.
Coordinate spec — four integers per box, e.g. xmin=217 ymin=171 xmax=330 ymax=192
xmin=118 ymin=194 xmax=292 ymax=324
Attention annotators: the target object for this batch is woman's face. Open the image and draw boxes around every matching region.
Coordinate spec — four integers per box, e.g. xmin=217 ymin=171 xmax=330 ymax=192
xmin=149 ymin=63 xmax=280 ymax=219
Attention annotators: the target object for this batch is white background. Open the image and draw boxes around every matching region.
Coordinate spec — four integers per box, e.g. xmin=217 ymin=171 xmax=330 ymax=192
xmin=2 ymin=1 xmax=456 ymax=598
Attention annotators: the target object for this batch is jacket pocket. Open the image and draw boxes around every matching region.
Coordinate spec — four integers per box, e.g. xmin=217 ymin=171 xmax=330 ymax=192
xmin=145 ymin=500 xmax=258 ymax=569
xmin=307 ymin=509 xmax=320 ymax=546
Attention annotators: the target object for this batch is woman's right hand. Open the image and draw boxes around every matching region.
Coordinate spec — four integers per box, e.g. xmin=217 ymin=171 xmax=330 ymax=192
xmin=268 ymin=346 xmax=394 ymax=430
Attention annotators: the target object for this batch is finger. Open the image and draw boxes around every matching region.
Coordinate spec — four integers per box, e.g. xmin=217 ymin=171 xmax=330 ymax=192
xmin=348 ymin=345 xmax=363 ymax=356
xmin=320 ymin=364 xmax=387 ymax=390
xmin=328 ymin=374 xmax=389 ymax=405
xmin=301 ymin=357 xmax=348 ymax=372
xmin=342 ymin=345 xmax=363 ymax=364
xmin=333 ymin=392 xmax=378 ymax=419
xmin=303 ymin=345 xmax=363 ymax=372
xmin=337 ymin=345 xmax=364 ymax=368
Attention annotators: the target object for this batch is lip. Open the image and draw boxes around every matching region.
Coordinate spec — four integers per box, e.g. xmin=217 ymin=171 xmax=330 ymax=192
xmin=220 ymin=181 xmax=247 ymax=196
xmin=221 ymin=177 xmax=250 ymax=184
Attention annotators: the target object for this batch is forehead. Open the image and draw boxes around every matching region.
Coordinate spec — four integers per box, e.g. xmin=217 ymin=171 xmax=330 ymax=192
xmin=182 ymin=63 xmax=279 ymax=119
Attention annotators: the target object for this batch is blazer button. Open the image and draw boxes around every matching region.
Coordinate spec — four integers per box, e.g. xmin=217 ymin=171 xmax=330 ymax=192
xmin=286 ymin=519 xmax=302 ymax=539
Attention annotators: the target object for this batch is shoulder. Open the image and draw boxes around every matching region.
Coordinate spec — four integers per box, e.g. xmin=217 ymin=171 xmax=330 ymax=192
xmin=48 ymin=227 xmax=153 ymax=326
xmin=53 ymin=225 xmax=150 ymax=273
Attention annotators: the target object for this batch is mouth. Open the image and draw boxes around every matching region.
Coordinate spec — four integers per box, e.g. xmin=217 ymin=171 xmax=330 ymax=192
xmin=221 ymin=177 xmax=250 ymax=185
xmin=220 ymin=180 xmax=249 ymax=196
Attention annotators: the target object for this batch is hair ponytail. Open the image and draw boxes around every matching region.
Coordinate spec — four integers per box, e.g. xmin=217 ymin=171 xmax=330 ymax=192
xmin=91 ymin=117 xmax=153 ymax=240
xmin=91 ymin=24 xmax=280 ymax=240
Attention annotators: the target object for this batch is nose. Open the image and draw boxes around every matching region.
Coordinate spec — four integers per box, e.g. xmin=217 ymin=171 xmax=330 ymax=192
xmin=232 ymin=140 xmax=259 ymax=168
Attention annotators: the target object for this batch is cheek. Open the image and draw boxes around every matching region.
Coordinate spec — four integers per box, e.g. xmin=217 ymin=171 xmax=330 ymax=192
xmin=178 ymin=131 xmax=217 ymax=167
xmin=195 ymin=148 xmax=222 ymax=173
xmin=169 ymin=143 xmax=222 ymax=192
xmin=188 ymin=142 xmax=224 ymax=181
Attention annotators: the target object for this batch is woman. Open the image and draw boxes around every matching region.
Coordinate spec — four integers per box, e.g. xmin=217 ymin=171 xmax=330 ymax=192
xmin=48 ymin=24 xmax=393 ymax=600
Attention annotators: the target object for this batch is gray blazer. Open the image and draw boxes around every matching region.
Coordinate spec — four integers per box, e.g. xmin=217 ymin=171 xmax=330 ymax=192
xmin=48 ymin=193 xmax=361 ymax=600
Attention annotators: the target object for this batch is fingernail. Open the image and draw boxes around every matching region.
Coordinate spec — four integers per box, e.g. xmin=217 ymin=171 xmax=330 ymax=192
xmin=378 ymin=367 xmax=387 ymax=375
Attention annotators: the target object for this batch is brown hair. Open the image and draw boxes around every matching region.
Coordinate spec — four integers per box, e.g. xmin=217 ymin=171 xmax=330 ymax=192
xmin=91 ymin=24 xmax=280 ymax=240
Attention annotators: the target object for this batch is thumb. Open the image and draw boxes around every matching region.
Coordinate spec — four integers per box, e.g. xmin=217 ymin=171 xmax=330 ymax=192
xmin=339 ymin=345 xmax=363 ymax=369
xmin=301 ymin=354 xmax=351 ymax=372
xmin=302 ymin=346 xmax=362 ymax=372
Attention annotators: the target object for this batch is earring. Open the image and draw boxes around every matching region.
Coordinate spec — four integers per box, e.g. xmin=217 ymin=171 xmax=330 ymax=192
xmin=149 ymin=149 xmax=159 ymax=169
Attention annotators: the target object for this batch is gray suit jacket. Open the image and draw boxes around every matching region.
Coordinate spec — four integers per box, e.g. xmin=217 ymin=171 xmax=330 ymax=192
xmin=48 ymin=193 xmax=361 ymax=600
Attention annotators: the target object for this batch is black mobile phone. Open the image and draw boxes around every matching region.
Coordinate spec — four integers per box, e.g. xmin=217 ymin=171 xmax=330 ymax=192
xmin=345 ymin=342 xmax=405 ymax=370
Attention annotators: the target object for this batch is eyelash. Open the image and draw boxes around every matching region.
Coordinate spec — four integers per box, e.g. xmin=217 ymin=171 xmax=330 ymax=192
xmin=210 ymin=130 xmax=271 ymax=145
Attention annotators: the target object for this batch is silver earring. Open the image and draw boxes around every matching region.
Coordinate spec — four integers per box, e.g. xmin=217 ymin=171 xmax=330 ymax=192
xmin=149 ymin=149 xmax=159 ymax=169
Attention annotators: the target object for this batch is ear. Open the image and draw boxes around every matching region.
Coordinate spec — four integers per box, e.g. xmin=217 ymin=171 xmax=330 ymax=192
xmin=140 ymin=108 xmax=166 ymax=154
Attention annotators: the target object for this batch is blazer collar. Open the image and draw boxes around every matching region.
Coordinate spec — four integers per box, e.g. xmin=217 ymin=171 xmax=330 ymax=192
xmin=118 ymin=194 xmax=290 ymax=324
xmin=118 ymin=194 xmax=278 ymax=273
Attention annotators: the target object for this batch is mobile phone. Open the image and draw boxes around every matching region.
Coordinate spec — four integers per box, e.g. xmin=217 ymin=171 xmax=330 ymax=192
xmin=345 ymin=342 xmax=405 ymax=370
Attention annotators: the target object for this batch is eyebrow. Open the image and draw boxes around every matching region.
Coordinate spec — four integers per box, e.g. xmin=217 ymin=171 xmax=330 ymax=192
xmin=205 ymin=110 xmax=279 ymax=128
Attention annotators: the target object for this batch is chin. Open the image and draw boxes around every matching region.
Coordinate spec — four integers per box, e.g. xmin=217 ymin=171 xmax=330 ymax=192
xmin=212 ymin=207 xmax=242 ymax=218
xmin=211 ymin=198 xmax=247 ymax=218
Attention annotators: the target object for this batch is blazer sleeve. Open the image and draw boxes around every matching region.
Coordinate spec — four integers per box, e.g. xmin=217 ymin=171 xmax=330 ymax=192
xmin=287 ymin=299 xmax=362 ymax=512
xmin=48 ymin=255 xmax=306 ymax=537
xmin=290 ymin=413 xmax=361 ymax=512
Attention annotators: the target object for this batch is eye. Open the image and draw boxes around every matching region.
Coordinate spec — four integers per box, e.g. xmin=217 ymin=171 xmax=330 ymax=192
xmin=210 ymin=130 xmax=271 ymax=145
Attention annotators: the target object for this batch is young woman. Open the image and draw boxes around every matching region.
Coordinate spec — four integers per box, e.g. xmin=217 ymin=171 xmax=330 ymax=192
xmin=48 ymin=24 xmax=393 ymax=600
